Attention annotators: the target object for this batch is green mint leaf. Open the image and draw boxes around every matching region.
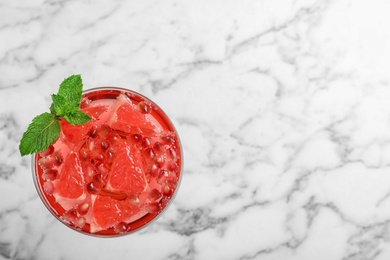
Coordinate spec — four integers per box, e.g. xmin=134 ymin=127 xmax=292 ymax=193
xmin=19 ymin=74 xmax=92 ymax=157
xmin=51 ymin=94 xmax=67 ymax=116
xmin=19 ymin=112 xmax=60 ymax=156
xmin=49 ymin=103 xmax=56 ymax=115
xmin=57 ymin=74 xmax=83 ymax=108
xmin=63 ymin=108 xmax=92 ymax=125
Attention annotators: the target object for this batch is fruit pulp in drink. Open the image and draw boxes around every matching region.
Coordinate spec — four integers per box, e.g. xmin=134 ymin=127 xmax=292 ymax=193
xmin=33 ymin=87 xmax=182 ymax=236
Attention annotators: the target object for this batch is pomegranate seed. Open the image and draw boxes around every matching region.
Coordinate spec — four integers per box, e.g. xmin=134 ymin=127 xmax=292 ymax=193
xmin=149 ymin=163 xmax=160 ymax=177
xmin=40 ymin=145 xmax=54 ymax=156
xmin=84 ymin=163 xmax=95 ymax=178
xmin=88 ymin=125 xmax=98 ymax=138
xmin=101 ymin=140 xmax=110 ymax=150
xmin=42 ymin=169 xmax=58 ymax=181
xmin=155 ymin=155 xmax=165 ymax=168
xmin=79 ymin=147 xmax=90 ymax=161
xmin=139 ymin=101 xmax=152 ymax=114
xmin=146 ymin=202 xmax=161 ymax=214
xmin=168 ymin=147 xmax=177 ymax=160
xmin=98 ymin=124 xmax=111 ymax=137
xmin=144 ymin=148 xmax=155 ymax=160
xmin=149 ymin=189 xmax=162 ymax=202
xmin=86 ymin=139 xmax=95 ymax=151
xmin=161 ymin=183 xmax=173 ymax=196
xmin=74 ymin=217 xmax=86 ymax=228
xmin=161 ymin=133 xmax=174 ymax=144
xmin=96 ymin=163 xmax=109 ymax=175
xmin=63 ymin=209 xmax=77 ymax=222
xmin=142 ymin=137 xmax=151 ymax=148
xmin=159 ymin=196 xmax=170 ymax=208
xmin=157 ymin=170 xmax=169 ymax=184
xmin=87 ymin=182 xmax=101 ymax=194
xmin=38 ymin=157 xmax=54 ymax=170
xmin=114 ymin=222 xmax=130 ymax=233
xmin=53 ymin=151 xmax=63 ymax=166
xmin=166 ymin=170 xmax=178 ymax=184
xmin=153 ymin=142 xmax=164 ymax=154
xmin=107 ymin=133 xmax=120 ymax=144
xmin=43 ymin=181 xmax=55 ymax=195
xmin=167 ymin=175 xmax=177 ymax=185
xmin=91 ymin=149 xmax=105 ymax=162
xmin=167 ymin=162 xmax=179 ymax=173
xmin=128 ymin=194 xmax=140 ymax=205
xmin=107 ymin=148 xmax=115 ymax=163
xmin=77 ymin=202 xmax=90 ymax=215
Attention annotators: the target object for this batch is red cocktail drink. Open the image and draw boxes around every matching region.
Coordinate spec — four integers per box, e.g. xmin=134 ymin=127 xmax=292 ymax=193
xmin=33 ymin=87 xmax=182 ymax=236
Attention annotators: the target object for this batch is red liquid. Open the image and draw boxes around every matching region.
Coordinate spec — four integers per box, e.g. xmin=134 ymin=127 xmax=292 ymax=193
xmin=33 ymin=87 xmax=182 ymax=236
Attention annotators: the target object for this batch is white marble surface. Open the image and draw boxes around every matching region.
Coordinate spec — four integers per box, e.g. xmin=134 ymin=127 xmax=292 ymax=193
xmin=2 ymin=0 xmax=390 ymax=259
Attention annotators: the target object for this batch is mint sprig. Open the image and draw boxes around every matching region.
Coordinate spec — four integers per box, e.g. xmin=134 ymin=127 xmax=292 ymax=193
xmin=19 ymin=74 xmax=91 ymax=156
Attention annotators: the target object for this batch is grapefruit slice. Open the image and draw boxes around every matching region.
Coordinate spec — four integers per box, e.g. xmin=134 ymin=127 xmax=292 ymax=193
xmin=109 ymin=95 xmax=156 ymax=135
xmin=106 ymin=140 xmax=148 ymax=193
xmin=56 ymin=152 xmax=84 ymax=199
xmin=60 ymin=105 xmax=107 ymax=144
xmin=91 ymin=196 xmax=142 ymax=231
